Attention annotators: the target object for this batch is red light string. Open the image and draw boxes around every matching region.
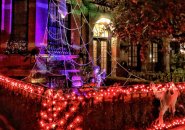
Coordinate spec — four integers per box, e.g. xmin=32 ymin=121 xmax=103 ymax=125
xmin=1 ymin=75 xmax=185 ymax=129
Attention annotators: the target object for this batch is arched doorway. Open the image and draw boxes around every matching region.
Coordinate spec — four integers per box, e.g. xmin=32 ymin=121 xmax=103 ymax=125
xmin=92 ymin=18 xmax=117 ymax=76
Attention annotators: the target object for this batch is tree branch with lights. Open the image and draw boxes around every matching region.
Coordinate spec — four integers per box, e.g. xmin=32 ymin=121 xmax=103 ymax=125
xmin=106 ymin=0 xmax=185 ymax=71
xmin=106 ymin=0 xmax=185 ymax=41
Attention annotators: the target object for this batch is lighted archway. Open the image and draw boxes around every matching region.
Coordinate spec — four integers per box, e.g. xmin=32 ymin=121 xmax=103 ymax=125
xmin=93 ymin=18 xmax=112 ymax=38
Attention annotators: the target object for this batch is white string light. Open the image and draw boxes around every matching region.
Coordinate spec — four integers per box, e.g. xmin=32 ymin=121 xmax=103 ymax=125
xmin=75 ymin=0 xmax=148 ymax=82
xmin=47 ymin=0 xmax=147 ymax=85
xmin=49 ymin=12 xmax=86 ymax=31
xmin=71 ymin=56 xmax=101 ymax=66
xmin=22 ymin=0 xmax=148 ymax=89
xmin=47 ymin=11 xmax=95 ymax=48
xmin=46 ymin=26 xmax=95 ymax=49
xmin=51 ymin=0 xmax=78 ymax=16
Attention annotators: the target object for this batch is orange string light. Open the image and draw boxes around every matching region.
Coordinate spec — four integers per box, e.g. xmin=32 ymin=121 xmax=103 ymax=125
xmin=1 ymin=75 xmax=185 ymax=129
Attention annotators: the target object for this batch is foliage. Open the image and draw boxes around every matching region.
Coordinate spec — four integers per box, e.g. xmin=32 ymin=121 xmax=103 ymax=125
xmin=171 ymin=53 xmax=185 ymax=72
xmin=106 ymin=0 xmax=185 ymax=43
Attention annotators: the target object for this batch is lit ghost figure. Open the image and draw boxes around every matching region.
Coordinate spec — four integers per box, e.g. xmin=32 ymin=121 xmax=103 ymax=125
xmin=58 ymin=0 xmax=68 ymax=18
xmin=93 ymin=66 xmax=106 ymax=88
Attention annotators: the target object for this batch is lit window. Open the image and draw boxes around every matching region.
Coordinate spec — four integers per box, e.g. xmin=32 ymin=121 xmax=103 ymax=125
xmin=128 ymin=44 xmax=137 ymax=67
xmin=93 ymin=18 xmax=111 ymax=38
xmin=150 ymin=43 xmax=158 ymax=63
xmin=93 ymin=40 xmax=97 ymax=65
xmin=101 ymin=41 xmax=107 ymax=71
xmin=48 ymin=2 xmax=70 ymax=54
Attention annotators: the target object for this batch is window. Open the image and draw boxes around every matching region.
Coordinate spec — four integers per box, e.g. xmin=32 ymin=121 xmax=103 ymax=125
xmin=93 ymin=40 xmax=97 ymax=65
xmin=128 ymin=44 xmax=137 ymax=67
xmin=93 ymin=18 xmax=111 ymax=38
xmin=48 ymin=1 xmax=70 ymax=54
xmin=101 ymin=41 xmax=107 ymax=71
xmin=149 ymin=43 xmax=158 ymax=63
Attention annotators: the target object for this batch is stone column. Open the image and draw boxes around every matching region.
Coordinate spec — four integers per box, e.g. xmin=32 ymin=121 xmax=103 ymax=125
xmin=111 ymin=37 xmax=117 ymax=77
xmin=140 ymin=41 xmax=150 ymax=72
xmin=35 ymin=0 xmax=48 ymax=47
xmin=28 ymin=0 xmax=36 ymax=51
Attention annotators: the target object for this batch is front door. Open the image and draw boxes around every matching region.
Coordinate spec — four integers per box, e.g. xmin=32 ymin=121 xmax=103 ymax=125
xmin=93 ymin=39 xmax=111 ymax=74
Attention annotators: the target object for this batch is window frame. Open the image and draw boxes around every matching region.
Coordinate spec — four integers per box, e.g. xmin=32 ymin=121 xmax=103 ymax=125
xmin=149 ymin=43 xmax=158 ymax=63
xmin=128 ymin=43 xmax=138 ymax=67
xmin=47 ymin=1 xmax=71 ymax=53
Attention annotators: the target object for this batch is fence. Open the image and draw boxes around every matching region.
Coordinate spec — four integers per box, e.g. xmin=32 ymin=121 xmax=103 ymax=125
xmin=0 ymin=75 xmax=185 ymax=129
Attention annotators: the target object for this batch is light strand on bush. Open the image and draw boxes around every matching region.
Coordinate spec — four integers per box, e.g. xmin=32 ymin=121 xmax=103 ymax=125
xmin=1 ymin=75 xmax=185 ymax=129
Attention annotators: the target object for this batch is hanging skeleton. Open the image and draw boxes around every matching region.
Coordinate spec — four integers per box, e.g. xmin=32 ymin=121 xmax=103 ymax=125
xmin=92 ymin=66 xmax=106 ymax=88
xmin=57 ymin=0 xmax=67 ymax=19
xmin=151 ymin=82 xmax=180 ymax=124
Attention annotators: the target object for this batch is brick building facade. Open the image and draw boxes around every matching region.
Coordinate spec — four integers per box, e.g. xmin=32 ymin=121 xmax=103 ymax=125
xmin=0 ymin=0 xmax=182 ymax=78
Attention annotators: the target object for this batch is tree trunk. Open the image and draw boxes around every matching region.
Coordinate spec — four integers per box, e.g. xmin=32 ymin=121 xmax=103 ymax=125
xmin=162 ymin=37 xmax=171 ymax=72
xmin=140 ymin=42 xmax=150 ymax=72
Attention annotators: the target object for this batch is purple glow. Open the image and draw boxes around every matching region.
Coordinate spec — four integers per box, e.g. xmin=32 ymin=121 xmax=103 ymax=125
xmin=37 ymin=2 xmax=48 ymax=8
xmin=1 ymin=0 xmax=5 ymax=31
xmin=72 ymin=76 xmax=82 ymax=81
xmin=50 ymin=55 xmax=78 ymax=61
xmin=72 ymin=76 xmax=83 ymax=88
xmin=35 ymin=0 xmax=48 ymax=47
xmin=9 ymin=0 xmax=12 ymax=33
xmin=92 ymin=66 xmax=106 ymax=88
xmin=1 ymin=0 xmax=12 ymax=33
xmin=72 ymin=81 xmax=83 ymax=88
xmin=93 ymin=66 xmax=100 ymax=75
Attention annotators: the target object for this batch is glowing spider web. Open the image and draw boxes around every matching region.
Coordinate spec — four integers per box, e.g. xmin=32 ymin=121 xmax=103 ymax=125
xmin=27 ymin=0 xmax=146 ymax=89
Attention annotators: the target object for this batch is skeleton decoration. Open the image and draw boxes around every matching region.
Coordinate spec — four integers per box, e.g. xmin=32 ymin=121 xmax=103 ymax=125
xmin=151 ymin=82 xmax=180 ymax=124
xmin=92 ymin=66 xmax=106 ymax=88
xmin=57 ymin=0 xmax=67 ymax=18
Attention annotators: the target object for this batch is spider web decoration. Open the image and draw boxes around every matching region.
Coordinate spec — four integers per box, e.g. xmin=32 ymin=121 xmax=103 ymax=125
xmin=29 ymin=0 xmax=81 ymax=88
xmin=48 ymin=0 xmax=69 ymax=55
xmin=25 ymin=0 xmax=147 ymax=89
